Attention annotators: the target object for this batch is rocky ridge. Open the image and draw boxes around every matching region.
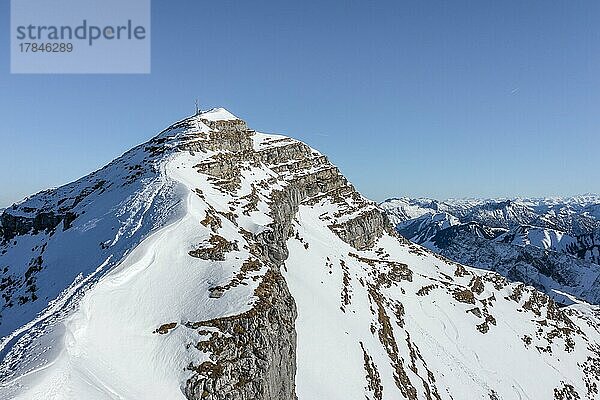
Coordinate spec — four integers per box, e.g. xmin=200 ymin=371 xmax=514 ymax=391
xmin=168 ymin=113 xmax=382 ymax=399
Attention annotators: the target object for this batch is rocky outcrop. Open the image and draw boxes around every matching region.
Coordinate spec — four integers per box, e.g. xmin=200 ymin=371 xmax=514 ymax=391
xmin=178 ymin=114 xmax=389 ymax=400
xmin=0 ymin=210 xmax=77 ymax=242
xmin=181 ymin=202 xmax=298 ymax=400
xmin=184 ymin=270 xmax=297 ymax=400
xmin=330 ymin=208 xmax=385 ymax=251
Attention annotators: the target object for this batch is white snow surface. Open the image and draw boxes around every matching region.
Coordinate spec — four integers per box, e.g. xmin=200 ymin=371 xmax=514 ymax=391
xmin=284 ymin=203 xmax=600 ymax=400
xmin=2 ymin=160 xmax=264 ymax=399
xmin=499 ymin=225 xmax=578 ymax=252
xmin=197 ymin=107 xmax=238 ymax=121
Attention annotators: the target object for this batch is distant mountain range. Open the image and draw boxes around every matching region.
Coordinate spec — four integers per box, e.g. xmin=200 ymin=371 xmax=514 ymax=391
xmin=381 ymin=196 xmax=600 ymax=304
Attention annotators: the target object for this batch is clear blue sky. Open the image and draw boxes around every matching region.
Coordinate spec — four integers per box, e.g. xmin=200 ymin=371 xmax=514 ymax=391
xmin=1 ymin=1 xmax=599 ymax=207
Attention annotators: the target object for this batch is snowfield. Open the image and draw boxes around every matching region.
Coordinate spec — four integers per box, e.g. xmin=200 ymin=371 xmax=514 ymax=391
xmin=0 ymin=109 xmax=599 ymax=399
xmin=285 ymin=205 xmax=600 ymax=399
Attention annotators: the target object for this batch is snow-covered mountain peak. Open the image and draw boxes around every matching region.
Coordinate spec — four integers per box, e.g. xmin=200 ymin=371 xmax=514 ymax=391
xmin=1 ymin=113 xmax=600 ymax=399
xmin=198 ymin=107 xmax=239 ymax=121
xmin=155 ymin=108 xmax=243 ymax=141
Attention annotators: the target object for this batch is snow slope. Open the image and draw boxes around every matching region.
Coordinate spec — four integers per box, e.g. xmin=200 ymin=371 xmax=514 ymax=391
xmin=497 ymin=225 xmax=577 ymax=252
xmin=0 ymin=110 xmax=276 ymax=398
xmin=0 ymin=110 xmax=599 ymax=399
xmin=0 ymin=160 xmax=267 ymax=399
xmin=285 ymin=206 xmax=600 ymax=400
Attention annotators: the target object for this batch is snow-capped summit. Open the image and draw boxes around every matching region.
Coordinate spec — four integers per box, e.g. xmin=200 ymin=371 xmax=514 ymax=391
xmin=197 ymin=107 xmax=240 ymax=121
xmin=1 ymin=112 xmax=599 ymax=399
xmin=156 ymin=107 xmax=241 ymax=140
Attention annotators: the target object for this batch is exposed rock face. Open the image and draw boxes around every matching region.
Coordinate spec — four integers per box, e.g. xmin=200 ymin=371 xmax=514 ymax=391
xmin=330 ymin=208 xmax=385 ymax=251
xmin=0 ymin=210 xmax=77 ymax=242
xmin=184 ymin=270 xmax=297 ymax=400
xmin=177 ymin=112 xmax=386 ymax=400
